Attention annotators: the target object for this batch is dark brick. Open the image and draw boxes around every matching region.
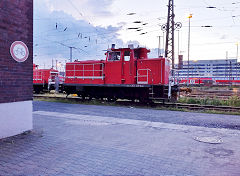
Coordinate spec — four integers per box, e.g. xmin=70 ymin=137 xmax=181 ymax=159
xmin=0 ymin=0 xmax=33 ymax=103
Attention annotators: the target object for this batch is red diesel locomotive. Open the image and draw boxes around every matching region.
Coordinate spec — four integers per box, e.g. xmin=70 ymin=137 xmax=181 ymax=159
xmin=63 ymin=45 xmax=179 ymax=102
xmin=33 ymin=64 xmax=62 ymax=93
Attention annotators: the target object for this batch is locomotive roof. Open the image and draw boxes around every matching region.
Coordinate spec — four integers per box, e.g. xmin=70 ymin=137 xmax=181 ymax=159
xmin=69 ymin=60 xmax=104 ymax=64
xmin=109 ymin=47 xmax=150 ymax=52
xmin=35 ymin=68 xmax=58 ymax=72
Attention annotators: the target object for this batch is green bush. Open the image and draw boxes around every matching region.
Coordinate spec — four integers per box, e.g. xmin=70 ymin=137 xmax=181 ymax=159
xmin=228 ymin=96 xmax=240 ymax=107
xmin=178 ymin=96 xmax=240 ymax=107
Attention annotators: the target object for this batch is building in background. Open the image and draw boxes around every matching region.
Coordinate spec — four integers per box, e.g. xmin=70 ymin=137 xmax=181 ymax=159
xmin=0 ymin=0 xmax=33 ymax=138
xmin=176 ymin=59 xmax=240 ymax=81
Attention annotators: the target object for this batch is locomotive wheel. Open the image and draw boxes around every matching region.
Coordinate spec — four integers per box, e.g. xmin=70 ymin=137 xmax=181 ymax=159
xmin=139 ymin=97 xmax=150 ymax=104
xmin=88 ymin=96 xmax=93 ymax=101
xmin=34 ymin=89 xmax=40 ymax=94
xmin=107 ymin=97 xmax=117 ymax=102
xmin=77 ymin=93 xmax=86 ymax=101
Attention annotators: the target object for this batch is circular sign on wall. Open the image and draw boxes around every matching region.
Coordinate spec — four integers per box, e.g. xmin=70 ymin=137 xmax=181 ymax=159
xmin=10 ymin=41 xmax=29 ymax=62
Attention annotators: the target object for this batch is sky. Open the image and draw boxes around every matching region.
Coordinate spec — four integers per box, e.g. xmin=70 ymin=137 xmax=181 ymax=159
xmin=34 ymin=0 xmax=240 ymax=69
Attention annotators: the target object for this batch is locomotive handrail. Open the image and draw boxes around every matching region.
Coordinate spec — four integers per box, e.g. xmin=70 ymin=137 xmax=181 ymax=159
xmin=66 ymin=63 xmax=105 ymax=80
xmin=33 ymin=71 xmax=44 ymax=85
xmin=33 ymin=71 xmax=42 ymax=80
xmin=137 ymin=69 xmax=152 ymax=84
xmin=48 ymin=71 xmax=58 ymax=85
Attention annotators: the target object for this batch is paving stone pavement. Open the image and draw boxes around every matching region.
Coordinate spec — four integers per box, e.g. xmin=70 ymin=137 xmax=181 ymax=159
xmin=0 ymin=101 xmax=240 ymax=176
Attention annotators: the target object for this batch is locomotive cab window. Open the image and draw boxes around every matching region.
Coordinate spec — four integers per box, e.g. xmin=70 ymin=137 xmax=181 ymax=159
xmin=124 ymin=51 xmax=131 ymax=61
xmin=108 ymin=52 xmax=121 ymax=61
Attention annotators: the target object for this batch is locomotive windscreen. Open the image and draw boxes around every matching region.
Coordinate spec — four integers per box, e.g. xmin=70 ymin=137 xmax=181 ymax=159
xmin=108 ymin=52 xmax=121 ymax=61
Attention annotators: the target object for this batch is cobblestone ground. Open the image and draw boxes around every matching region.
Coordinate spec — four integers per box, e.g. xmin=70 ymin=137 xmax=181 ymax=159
xmin=0 ymin=101 xmax=240 ymax=176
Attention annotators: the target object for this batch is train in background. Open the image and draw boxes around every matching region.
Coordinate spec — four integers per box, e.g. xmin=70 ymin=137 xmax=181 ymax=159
xmin=179 ymin=78 xmax=214 ymax=86
xmin=63 ymin=45 xmax=179 ymax=102
xmin=179 ymin=77 xmax=240 ymax=86
xmin=33 ymin=64 xmax=64 ymax=93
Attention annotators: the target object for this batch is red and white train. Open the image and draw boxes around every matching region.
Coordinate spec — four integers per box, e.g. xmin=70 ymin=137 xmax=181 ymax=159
xmin=179 ymin=77 xmax=240 ymax=86
xmin=179 ymin=78 xmax=214 ymax=86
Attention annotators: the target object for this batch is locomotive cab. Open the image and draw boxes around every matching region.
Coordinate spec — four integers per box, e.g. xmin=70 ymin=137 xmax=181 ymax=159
xmin=105 ymin=48 xmax=136 ymax=84
xmin=105 ymin=47 xmax=153 ymax=85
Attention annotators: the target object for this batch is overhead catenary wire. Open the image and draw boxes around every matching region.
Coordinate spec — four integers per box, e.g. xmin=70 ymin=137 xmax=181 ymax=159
xmin=32 ymin=0 xmax=240 ymax=66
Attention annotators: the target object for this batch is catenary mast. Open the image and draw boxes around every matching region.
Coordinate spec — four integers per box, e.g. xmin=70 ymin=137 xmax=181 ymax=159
xmin=162 ymin=0 xmax=182 ymax=70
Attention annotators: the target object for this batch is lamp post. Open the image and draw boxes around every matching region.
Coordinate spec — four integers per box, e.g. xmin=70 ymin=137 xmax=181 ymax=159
xmin=187 ymin=14 xmax=192 ymax=87
xmin=237 ymin=43 xmax=239 ymax=80
xmin=157 ymin=36 xmax=163 ymax=57
xmin=177 ymin=30 xmax=180 ymax=57
xmin=237 ymin=42 xmax=239 ymax=61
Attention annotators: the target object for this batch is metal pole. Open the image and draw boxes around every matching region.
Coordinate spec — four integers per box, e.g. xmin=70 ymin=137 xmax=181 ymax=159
xmin=157 ymin=36 xmax=162 ymax=57
xmin=159 ymin=36 xmax=161 ymax=57
xmin=230 ymin=61 xmax=232 ymax=82
xmin=178 ymin=30 xmax=180 ymax=57
xmin=237 ymin=44 xmax=239 ymax=81
xmin=165 ymin=2 xmax=170 ymax=59
xmin=70 ymin=47 xmax=73 ymax=62
xmin=171 ymin=0 xmax=175 ymax=70
xmin=237 ymin=43 xmax=239 ymax=61
xmin=163 ymin=31 xmax=165 ymax=55
xmin=225 ymin=51 xmax=228 ymax=82
xmin=187 ymin=17 xmax=191 ymax=87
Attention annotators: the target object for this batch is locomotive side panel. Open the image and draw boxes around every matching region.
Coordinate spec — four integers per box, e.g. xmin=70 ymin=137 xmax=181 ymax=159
xmin=105 ymin=61 xmax=122 ymax=84
xmin=164 ymin=59 xmax=170 ymax=85
xmin=65 ymin=61 xmax=105 ymax=85
xmin=137 ymin=58 xmax=168 ymax=85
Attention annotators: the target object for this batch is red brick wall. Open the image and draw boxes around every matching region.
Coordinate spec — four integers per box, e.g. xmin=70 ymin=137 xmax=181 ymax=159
xmin=0 ymin=0 xmax=33 ymax=103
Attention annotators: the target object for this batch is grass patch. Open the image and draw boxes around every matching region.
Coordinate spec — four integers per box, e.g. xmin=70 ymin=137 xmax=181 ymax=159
xmin=178 ymin=96 xmax=240 ymax=107
xmin=204 ymin=110 xmax=240 ymax=116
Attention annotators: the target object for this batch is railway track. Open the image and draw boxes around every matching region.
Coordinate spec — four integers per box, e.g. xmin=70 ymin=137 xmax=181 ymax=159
xmin=184 ymin=93 xmax=239 ymax=100
xmin=34 ymin=94 xmax=240 ymax=113
xmin=164 ymin=102 xmax=240 ymax=112
xmin=183 ymin=88 xmax=240 ymax=100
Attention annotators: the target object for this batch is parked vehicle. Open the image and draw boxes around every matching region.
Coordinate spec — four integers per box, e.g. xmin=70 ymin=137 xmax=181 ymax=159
xmin=33 ymin=64 xmax=63 ymax=93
